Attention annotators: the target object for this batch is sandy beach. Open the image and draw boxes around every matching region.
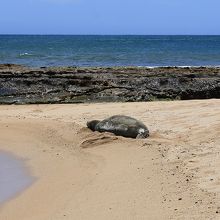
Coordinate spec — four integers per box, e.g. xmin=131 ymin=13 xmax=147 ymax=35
xmin=0 ymin=99 xmax=220 ymax=219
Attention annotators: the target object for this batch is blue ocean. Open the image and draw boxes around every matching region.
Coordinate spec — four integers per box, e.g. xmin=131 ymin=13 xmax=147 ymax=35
xmin=0 ymin=35 xmax=220 ymax=67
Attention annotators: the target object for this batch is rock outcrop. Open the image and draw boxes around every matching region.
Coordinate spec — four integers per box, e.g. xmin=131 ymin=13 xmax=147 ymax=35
xmin=0 ymin=64 xmax=219 ymax=104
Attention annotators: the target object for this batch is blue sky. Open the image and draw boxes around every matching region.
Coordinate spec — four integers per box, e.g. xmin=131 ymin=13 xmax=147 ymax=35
xmin=0 ymin=0 xmax=220 ymax=34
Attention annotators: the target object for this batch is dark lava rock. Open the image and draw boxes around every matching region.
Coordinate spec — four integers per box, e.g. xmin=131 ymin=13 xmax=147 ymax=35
xmin=0 ymin=65 xmax=219 ymax=104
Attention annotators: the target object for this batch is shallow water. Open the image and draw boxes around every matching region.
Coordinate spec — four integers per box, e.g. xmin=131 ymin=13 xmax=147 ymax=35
xmin=0 ymin=151 xmax=34 ymax=204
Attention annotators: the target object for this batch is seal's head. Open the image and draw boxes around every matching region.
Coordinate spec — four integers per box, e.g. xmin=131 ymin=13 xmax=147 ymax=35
xmin=87 ymin=120 xmax=100 ymax=131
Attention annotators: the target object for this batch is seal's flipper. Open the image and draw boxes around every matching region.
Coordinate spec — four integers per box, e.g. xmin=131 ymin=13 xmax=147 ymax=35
xmin=136 ymin=128 xmax=149 ymax=139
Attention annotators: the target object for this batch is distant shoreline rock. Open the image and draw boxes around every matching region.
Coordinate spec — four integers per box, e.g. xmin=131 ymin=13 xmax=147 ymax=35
xmin=0 ymin=64 xmax=219 ymax=104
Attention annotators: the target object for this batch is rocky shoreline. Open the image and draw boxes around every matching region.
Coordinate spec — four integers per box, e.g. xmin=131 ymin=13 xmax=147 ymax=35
xmin=0 ymin=64 xmax=219 ymax=104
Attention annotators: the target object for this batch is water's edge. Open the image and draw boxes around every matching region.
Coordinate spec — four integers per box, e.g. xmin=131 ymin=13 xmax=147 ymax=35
xmin=0 ymin=151 xmax=35 ymax=205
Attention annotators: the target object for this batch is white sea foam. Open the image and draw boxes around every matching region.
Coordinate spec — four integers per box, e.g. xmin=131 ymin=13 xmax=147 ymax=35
xmin=19 ymin=52 xmax=32 ymax=56
xmin=137 ymin=65 xmax=220 ymax=69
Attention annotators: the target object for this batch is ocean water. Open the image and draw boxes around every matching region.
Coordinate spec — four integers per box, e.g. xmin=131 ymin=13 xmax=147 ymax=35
xmin=0 ymin=35 xmax=220 ymax=67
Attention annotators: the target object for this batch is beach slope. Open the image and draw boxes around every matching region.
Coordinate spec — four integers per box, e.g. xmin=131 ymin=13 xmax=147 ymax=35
xmin=0 ymin=100 xmax=220 ymax=219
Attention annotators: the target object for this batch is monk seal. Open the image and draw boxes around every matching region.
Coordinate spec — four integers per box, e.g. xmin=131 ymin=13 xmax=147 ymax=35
xmin=87 ymin=115 xmax=149 ymax=139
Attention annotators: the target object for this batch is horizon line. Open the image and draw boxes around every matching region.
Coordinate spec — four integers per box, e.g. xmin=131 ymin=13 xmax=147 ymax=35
xmin=1 ymin=34 xmax=220 ymax=36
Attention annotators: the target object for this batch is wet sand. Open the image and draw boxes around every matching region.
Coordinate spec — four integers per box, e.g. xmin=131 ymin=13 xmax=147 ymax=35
xmin=0 ymin=99 xmax=219 ymax=219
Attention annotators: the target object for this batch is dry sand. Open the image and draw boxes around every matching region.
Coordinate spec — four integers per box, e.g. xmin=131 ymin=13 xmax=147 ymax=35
xmin=0 ymin=99 xmax=219 ymax=220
